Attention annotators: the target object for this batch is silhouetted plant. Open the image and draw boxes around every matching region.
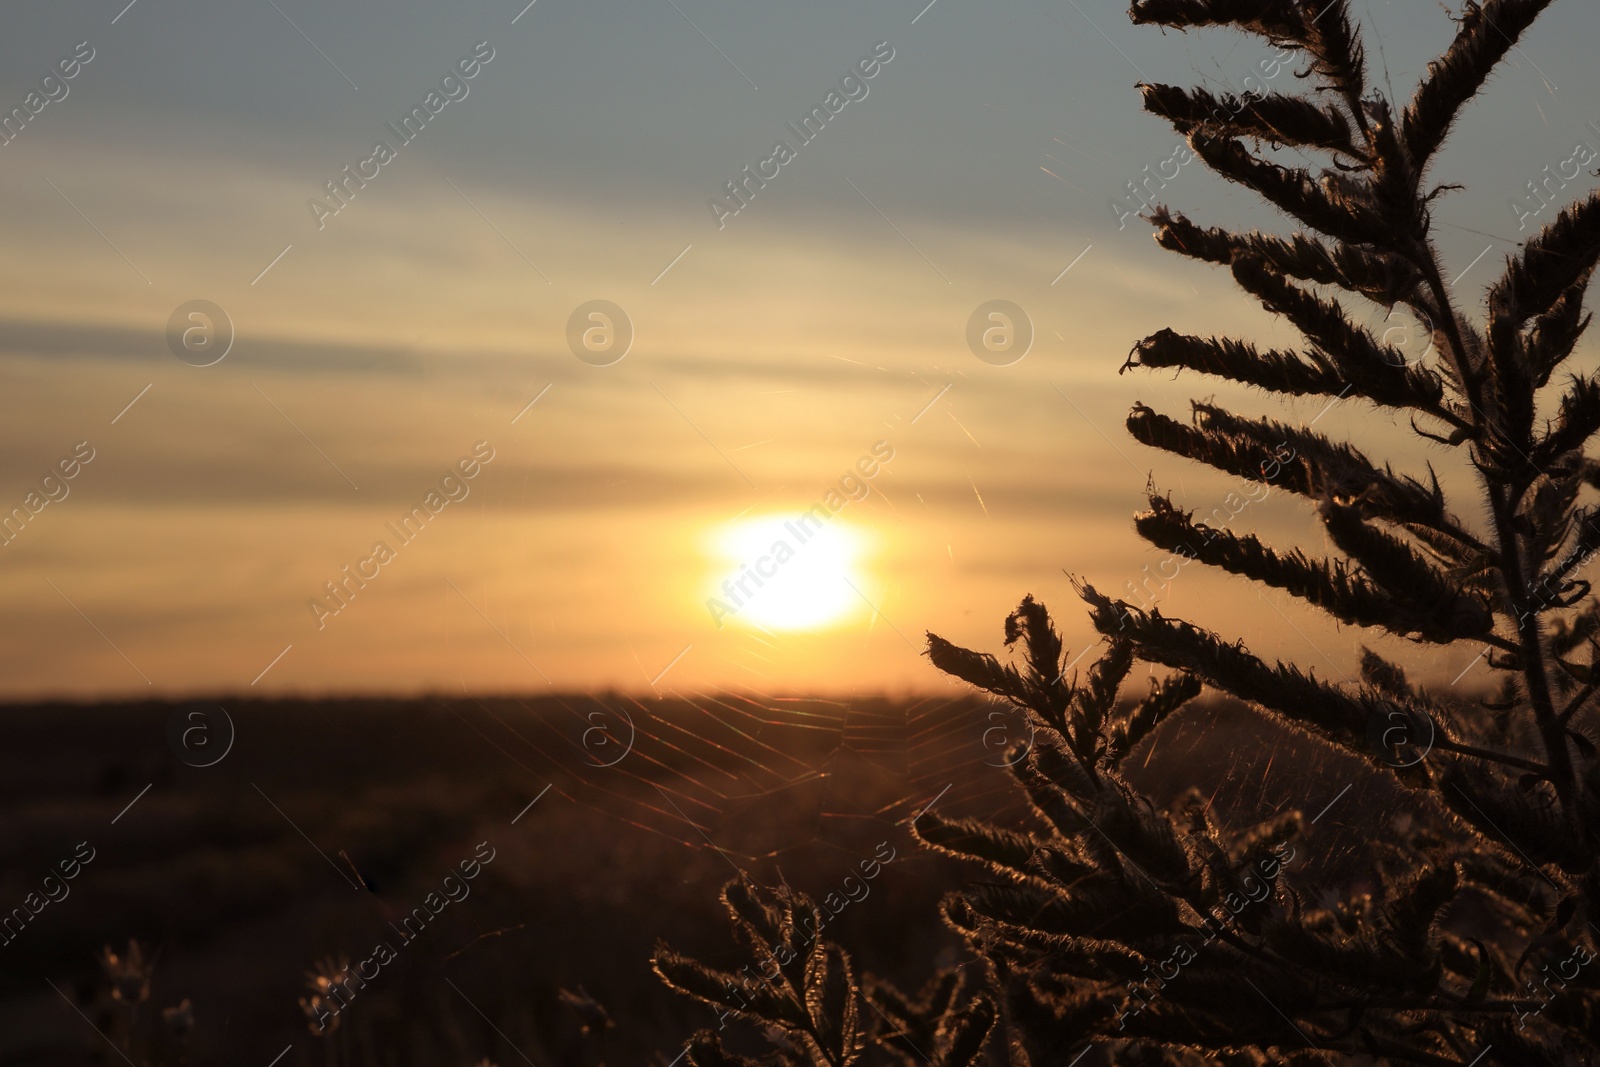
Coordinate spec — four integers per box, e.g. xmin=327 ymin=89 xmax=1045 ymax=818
xmin=67 ymin=941 xmax=197 ymax=1067
xmin=653 ymin=879 xmax=996 ymax=1067
xmin=661 ymin=0 xmax=1600 ymax=1064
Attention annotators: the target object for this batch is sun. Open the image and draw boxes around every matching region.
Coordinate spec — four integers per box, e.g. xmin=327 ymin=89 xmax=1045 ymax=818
xmin=707 ymin=514 xmax=866 ymax=631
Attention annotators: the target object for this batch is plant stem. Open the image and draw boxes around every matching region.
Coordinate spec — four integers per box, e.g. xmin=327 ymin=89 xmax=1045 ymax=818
xmin=1432 ymin=738 xmax=1549 ymax=776
xmin=1414 ymin=246 xmax=1579 ymax=822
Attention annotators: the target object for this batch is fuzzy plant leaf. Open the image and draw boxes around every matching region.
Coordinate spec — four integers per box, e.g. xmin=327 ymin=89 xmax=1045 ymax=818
xmin=933 ymin=995 xmax=995 ymax=1067
xmin=1077 ymin=579 xmax=1447 ymax=765
xmin=1527 ymin=281 xmax=1593 ymax=387
xmin=1137 ymin=492 xmax=1489 ymax=642
xmin=1489 ymin=194 xmax=1600 ymax=380
xmin=862 ymin=971 xmax=968 ymax=1067
xmin=1004 ymin=594 xmax=1064 ymax=683
xmin=1126 ymin=402 xmax=1467 ymax=539
xmin=923 ymin=632 xmax=1034 ymax=708
xmin=1299 ymin=0 xmax=1367 ymax=111
xmin=1556 ymin=654 xmax=1597 ymax=685
xmin=1005 ymin=594 xmax=1075 ymax=723
xmin=1128 ymin=0 xmax=1306 ymax=41
xmin=1185 ymin=132 xmax=1387 ymax=247
xmin=1319 ymin=498 xmax=1495 ymax=632
xmin=912 ymin=812 xmax=1051 ymax=888
xmin=1402 ymin=0 xmax=1556 ymax=169
xmin=1227 ymin=256 xmax=1448 ymax=416
xmin=1358 ymin=647 xmax=1413 ymax=699
xmin=1140 ymin=82 xmax=1360 ymax=156
xmin=803 ymin=944 xmax=862 ymax=1067
xmin=1073 ymin=637 xmax=1135 ymax=748
xmin=1107 ymin=671 xmax=1204 ymax=764
xmin=653 ymin=945 xmax=804 ymax=1031
xmin=1533 ymin=373 xmax=1600 ymax=470
xmin=1149 ymin=208 xmax=1424 ymax=306
xmin=1124 ymin=328 xmax=1351 ymax=400
xmin=1541 ymin=505 xmax=1600 ymax=599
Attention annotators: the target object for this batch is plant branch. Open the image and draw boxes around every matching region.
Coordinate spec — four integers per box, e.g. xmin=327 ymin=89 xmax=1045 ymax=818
xmin=1431 ymin=737 xmax=1548 ymax=776
xmin=1557 ymin=680 xmax=1599 ymax=727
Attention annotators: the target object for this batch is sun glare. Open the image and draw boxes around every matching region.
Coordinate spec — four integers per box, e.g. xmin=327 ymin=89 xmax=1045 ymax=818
xmin=708 ymin=515 xmax=866 ymax=631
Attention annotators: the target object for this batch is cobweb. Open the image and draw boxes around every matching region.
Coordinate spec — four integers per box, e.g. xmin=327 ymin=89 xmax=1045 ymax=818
xmin=454 ymin=681 xmax=1034 ymax=868
xmin=446 ymin=637 xmax=1380 ymax=898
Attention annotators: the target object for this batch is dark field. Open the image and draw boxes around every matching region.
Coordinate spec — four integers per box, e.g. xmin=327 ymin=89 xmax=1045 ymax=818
xmin=0 ymin=692 xmax=1378 ymax=1066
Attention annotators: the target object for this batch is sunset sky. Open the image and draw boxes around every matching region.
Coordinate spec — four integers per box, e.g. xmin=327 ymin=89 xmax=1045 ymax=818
xmin=1 ymin=0 xmax=1597 ymax=698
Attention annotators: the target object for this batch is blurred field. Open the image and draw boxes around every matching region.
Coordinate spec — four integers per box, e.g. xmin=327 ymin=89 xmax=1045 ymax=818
xmin=0 ymin=690 xmax=1380 ymax=1066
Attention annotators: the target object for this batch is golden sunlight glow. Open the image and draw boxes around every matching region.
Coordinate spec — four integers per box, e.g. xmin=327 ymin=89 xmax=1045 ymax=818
xmin=708 ymin=515 xmax=867 ymax=631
